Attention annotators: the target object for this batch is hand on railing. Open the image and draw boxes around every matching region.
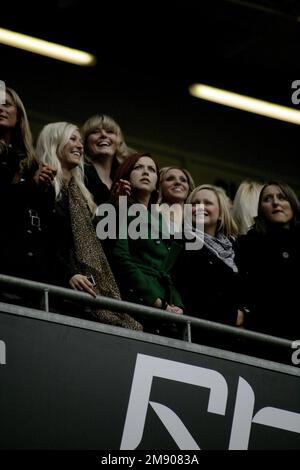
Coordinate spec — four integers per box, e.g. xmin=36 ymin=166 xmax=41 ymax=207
xmin=153 ymin=298 xmax=183 ymax=315
xmin=69 ymin=274 xmax=97 ymax=298
xmin=166 ymin=304 xmax=184 ymax=315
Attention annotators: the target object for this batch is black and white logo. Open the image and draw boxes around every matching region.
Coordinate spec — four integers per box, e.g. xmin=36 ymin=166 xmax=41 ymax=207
xmin=121 ymin=354 xmax=300 ymax=450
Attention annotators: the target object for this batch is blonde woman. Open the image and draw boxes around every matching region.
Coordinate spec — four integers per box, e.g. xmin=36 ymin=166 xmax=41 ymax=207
xmin=231 ymin=180 xmax=263 ymax=235
xmin=157 ymin=166 xmax=195 ymax=235
xmin=36 ymin=122 xmax=141 ymax=330
xmin=174 ymin=184 xmax=243 ymax=330
xmin=81 ymin=114 xmax=134 ymax=205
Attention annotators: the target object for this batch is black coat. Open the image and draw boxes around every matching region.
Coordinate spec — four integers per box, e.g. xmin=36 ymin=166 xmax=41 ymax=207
xmin=45 ymin=188 xmax=78 ymax=288
xmin=174 ymin=242 xmax=240 ymax=326
xmin=84 ymin=158 xmax=119 ymax=206
xmin=0 ymin=147 xmax=54 ymax=282
xmin=237 ymin=226 xmax=300 ymax=339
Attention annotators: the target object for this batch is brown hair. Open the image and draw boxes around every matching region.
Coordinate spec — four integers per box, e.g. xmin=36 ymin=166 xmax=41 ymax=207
xmin=255 ymin=181 xmax=300 ymax=234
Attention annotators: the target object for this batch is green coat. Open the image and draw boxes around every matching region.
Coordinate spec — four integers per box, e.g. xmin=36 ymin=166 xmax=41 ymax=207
xmin=110 ymin=208 xmax=184 ymax=309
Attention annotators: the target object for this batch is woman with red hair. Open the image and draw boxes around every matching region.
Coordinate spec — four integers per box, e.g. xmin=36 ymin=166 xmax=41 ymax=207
xmin=108 ymin=152 xmax=184 ymax=335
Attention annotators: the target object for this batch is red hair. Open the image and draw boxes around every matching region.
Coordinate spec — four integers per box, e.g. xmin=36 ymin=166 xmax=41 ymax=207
xmin=112 ymin=152 xmax=160 ymax=205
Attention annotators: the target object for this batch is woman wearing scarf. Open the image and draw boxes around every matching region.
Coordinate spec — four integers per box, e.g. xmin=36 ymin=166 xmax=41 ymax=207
xmin=174 ymin=184 xmax=243 ymax=331
xmin=35 ymin=122 xmax=141 ymax=330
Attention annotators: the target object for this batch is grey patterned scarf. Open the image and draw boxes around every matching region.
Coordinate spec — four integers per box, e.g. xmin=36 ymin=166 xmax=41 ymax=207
xmin=184 ymin=217 xmax=238 ymax=272
xmin=204 ymin=232 xmax=238 ymax=272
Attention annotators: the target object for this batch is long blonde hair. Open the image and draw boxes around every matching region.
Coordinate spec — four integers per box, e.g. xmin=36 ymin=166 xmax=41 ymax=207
xmin=36 ymin=122 xmax=96 ymax=214
xmin=231 ymin=180 xmax=263 ymax=235
xmin=187 ymin=184 xmax=238 ymax=237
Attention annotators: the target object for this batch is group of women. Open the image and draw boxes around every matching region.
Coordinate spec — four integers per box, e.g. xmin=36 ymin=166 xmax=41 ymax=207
xmin=1 ymin=86 xmax=299 ymax=350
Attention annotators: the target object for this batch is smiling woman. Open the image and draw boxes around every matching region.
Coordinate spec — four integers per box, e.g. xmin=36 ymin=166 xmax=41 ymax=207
xmin=157 ymin=166 xmax=195 ymax=236
xmin=81 ymin=114 xmax=135 ymax=205
xmin=35 ymin=122 xmax=142 ymax=330
xmin=173 ymin=184 xmax=241 ymax=337
xmin=35 ymin=122 xmax=91 ymax=208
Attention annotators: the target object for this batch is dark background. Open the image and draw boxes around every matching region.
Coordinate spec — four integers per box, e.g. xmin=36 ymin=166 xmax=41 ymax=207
xmin=1 ymin=0 xmax=300 ymax=196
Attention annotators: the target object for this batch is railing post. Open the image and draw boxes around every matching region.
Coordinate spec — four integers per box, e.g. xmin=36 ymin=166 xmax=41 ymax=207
xmin=183 ymin=320 xmax=192 ymax=343
xmin=41 ymin=288 xmax=49 ymax=312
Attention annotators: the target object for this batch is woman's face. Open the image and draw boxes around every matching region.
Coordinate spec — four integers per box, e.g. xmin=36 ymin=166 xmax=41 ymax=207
xmin=86 ymin=125 xmax=119 ymax=159
xmin=59 ymin=130 xmax=84 ymax=170
xmin=260 ymin=184 xmax=293 ymax=226
xmin=0 ymin=92 xmax=18 ymax=133
xmin=130 ymin=156 xmax=158 ymax=193
xmin=192 ymin=188 xmax=220 ymax=236
xmin=161 ymin=169 xmax=189 ymax=204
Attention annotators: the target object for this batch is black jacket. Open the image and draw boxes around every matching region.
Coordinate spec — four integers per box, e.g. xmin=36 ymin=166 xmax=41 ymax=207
xmin=237 ymin=226 xmax=300 ymax=339
xmin=0 ymin=147 xmax=54 ymax=282
xmin=45 ymin=188 xmax=78 ymax=288
xmin=84 ymin=158 xmax=119 ymax=206
xmin=174 ymin=242 xmax=240 ymax=326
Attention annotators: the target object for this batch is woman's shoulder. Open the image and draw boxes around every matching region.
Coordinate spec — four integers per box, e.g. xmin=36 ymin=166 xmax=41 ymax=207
xmin=238 ymin=227 xmax=260 ymax=244
xmin=292 ymin=224 xmax=300 ymax=237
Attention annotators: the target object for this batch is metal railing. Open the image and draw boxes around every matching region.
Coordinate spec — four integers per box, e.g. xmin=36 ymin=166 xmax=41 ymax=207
xmin=0 ymin=273 xmax=294 ymax=354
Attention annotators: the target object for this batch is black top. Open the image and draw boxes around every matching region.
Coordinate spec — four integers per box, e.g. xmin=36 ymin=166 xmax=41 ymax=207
xmin=172 ymin=240 xmax=242 ymax=349
xmin=46 ymin=188 xmax=78 ymax=288
xmin=237 ymin=225 xmax=300 ymax=339
xmin=84 ymin=157 xmax=119 ymax=206
xmin=174 ymin=242 xmax=240 ymax=327
xmin=0 ymin=146 xmax=54 ymax=282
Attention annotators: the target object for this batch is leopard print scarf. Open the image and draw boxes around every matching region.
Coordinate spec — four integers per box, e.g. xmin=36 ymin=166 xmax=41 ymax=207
xmin=68 ymin=179 xmax=142 ymax=331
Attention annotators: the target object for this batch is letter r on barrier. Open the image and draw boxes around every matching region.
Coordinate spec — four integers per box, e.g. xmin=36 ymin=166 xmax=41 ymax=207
xmin=120 ymin=353 xmax=228 ymax=450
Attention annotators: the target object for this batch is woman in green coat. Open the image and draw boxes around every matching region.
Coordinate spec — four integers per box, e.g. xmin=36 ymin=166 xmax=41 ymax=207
xmin=107 ymin=152 xmax=184 ymax=334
